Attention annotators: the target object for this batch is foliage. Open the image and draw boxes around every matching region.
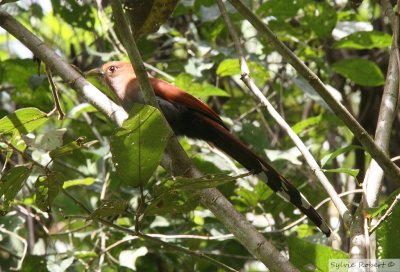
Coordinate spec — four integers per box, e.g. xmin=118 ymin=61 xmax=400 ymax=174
xmin=0 ymin=0 xmax=399 ymax=271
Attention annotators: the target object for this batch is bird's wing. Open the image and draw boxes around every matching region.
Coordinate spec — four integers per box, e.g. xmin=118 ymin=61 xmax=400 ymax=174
xmin=150 ymin=78 xmax=229 ymax=130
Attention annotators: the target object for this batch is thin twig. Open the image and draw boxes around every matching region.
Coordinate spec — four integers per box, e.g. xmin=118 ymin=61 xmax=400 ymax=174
xmin=45 ymin=65 xmax=65 ymax=120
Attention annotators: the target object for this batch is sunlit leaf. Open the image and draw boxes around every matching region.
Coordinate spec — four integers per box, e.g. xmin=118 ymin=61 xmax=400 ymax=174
xmin=320 ymin=145 xmax=363 ymax=167
xmin=216 ymin=59 xmax=240 ymax=77
xmin=322 ymin=168 xmax=359 ymax=178
xmin=63 ymin=177 xmax=96 ymax=189
xmin=377 ymin=192 xmax=400 ymax=258
xmin=334 ymin=31 xmax=392 ymax=50
xmin=289 ymin=237 xmax=348 ymax=271
xmin=0 ymin=108 xmax=48 ymax=136
xmin=110 ymin=104 xmax=171 ymax=187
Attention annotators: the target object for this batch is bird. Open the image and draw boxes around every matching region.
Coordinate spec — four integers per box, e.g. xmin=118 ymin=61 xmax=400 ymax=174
xmin=85 ymin=61 xmax=331 ymax=237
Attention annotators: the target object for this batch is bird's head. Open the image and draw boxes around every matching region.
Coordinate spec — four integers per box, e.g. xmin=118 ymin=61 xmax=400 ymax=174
xmin=85 ymin=61 xmax=138 ymax=108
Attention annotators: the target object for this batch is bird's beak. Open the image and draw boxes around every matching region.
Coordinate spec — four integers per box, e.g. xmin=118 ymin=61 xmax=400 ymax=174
xmin=84 ymin=67 xmax=104 ymax=78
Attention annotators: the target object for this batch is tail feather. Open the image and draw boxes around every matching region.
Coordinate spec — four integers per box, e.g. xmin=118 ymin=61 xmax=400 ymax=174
xmin=190 ymin=112 xmax=331 ymax=237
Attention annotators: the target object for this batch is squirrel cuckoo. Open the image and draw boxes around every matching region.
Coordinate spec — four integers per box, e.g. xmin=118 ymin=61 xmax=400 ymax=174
xmin=85 ymin=61 xmax=331 ymax=237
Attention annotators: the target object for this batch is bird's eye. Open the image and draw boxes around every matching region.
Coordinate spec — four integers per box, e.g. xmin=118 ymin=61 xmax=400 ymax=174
xmin=108 ymin=66 xmax=117 ymax=73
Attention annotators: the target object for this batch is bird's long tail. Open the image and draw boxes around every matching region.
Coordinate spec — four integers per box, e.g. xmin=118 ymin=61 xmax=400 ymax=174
xmin=192 ymin=112 xmax=331 ymax=237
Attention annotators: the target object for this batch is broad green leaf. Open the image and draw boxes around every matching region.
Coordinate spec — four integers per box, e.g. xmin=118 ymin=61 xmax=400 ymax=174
xmin=217 ymin=59 xmax=269 ymax=84
xmin=175 ymin=73 xmax=229 ymax=97
xmin=216 ymin=59 xmax=240 ymax=77
xmin=332 ymin=59 xmax=385 ymax=86
xmin=334 ymin=31 xmax=392 ymax=50
xmin=0 ymin=108 xmax=48 ymax=136
xmin=292 ymin=115 xmax=323 ymax=134
xmin=51 ymin=0 xmax=95 ymax=30
xmin=110 ymin=104 xmax=171 ymax=187
xmin=377 ymin=193 xmax=400 ymax=258
xmin=200 ymin=83 xmax=230 ymax=97
xmin=233 ymin=182 xmax=274 ymax=209
xmin=68 ymin=103 xmax=97 ymax=118
xmin=88 ymin=199 xmax=129 ymax=220
xmin=364 ymin=188 xmax=400 ymax=219
xmin=63 ymin=177 xmax=96 ymax=189
xmin=321 ymin=145 xmax=363 ymax=167
xmin=323 ymin=168 xmax=359 ymax=178
xmin=49 ymin=137 xmax=97 ymax=159
xmin=0 ymin=60 xmax=52 ymax=110
xmin=288 ymin=237 xmax=348 ymax=271
xmin=35 ymin=172 xmax=64 ymax=212
xmin=0 ymin=166 xmax=31 ymax=214
xmin=145 ymin=192 xmax=199 ymax=216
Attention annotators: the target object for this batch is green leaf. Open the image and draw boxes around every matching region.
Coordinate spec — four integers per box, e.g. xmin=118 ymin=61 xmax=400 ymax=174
xmin=175 ymin=73 xmax=229 ymax=97
xmin=68 ymin=103 xmax=97 ymax=118
xmin=88 ymin=199 xmax=129 ymax=220
xmin=51 ymin=0 xmax=95 ymax=30
xmin=292 ymin=115 xmax=323 ymax=134
xmin=110 ymin=104 xmax=171 ymax=187
xmin=0 ymin=108 xmax=48 ymax=136
xmin=288 ymin=237 xmax=348 ymax=271
xmin=0 ymin=60 xmax=52 ymax=110
xmin=35 ymin=172 xmax=64 ymax=212
xmin=216 ymin=59 xmax=269 ymax=84
xmin=323 ymin=168 xmax=359 ymax=178
xmin=63 ymin=177 xmax=96 ymax=189
xmin=320 ymin=145 xmax=363 ymax=167
xmin=365 ymin=188 xmax=400 ymax=219
xmin=145 ymin=192 xmax=199 ymax=216
xmin=49 ymin=137 xmax=96 ymax=159
xmin=334 ymin=31 xmax=392 ymax=50
xmin=0 ymin=166 xmax=31 ymax=214
xmin=233 ymin=182 xmax=274 ymax=209
xmin=332 ymin=58 xmax=385 ymax=86
xmin=216 ymin=59 xmax=240 ymax=77
xmin=377 ymin=193 xmax=400 ymax=258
